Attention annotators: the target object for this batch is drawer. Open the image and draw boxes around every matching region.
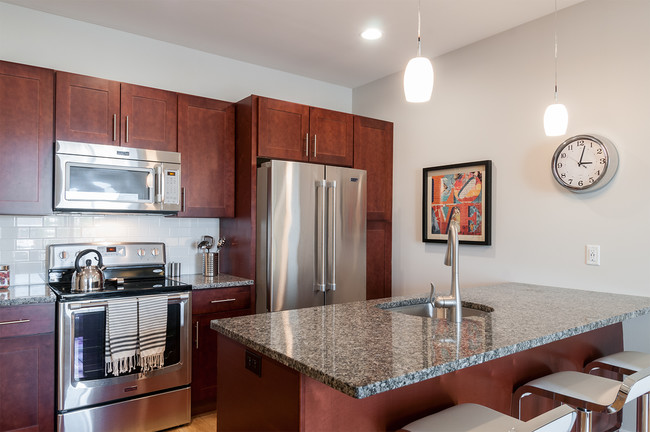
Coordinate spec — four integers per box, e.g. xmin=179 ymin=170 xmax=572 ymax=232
xmin=192 ymin=286 xmax=251 ymax=315
xmin=0 ymin=303 xmax=55 ymax=338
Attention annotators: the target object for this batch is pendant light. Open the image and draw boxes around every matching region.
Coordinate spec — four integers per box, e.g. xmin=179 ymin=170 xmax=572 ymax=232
xmin=544 ymin=0 xmax=568 ymax=136
xmin=404 ymin=0 xmax=433 ymax=103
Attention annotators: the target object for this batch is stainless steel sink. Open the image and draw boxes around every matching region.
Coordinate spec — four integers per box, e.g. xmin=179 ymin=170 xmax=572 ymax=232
xmin=382 ymin=302 xmax=492 ymax=319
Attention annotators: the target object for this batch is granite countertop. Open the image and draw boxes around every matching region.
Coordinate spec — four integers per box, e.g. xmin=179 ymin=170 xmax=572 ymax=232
xmin=211 ymin=282 xmax=650 ymax=399
xmin=0 ymin=284 xmax=56 ymax=307
xmin=174 ymin=273 xmax=254 ymax=290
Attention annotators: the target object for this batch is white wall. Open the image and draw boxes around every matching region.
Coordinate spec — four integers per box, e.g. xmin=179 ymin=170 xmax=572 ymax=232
xmin=354 ymin=0 xmax=650 ymax=298
xmin=354 ymin=3 xmax=649 ymax=428
xmin=0 ymin=2 xmax=352 ymax=281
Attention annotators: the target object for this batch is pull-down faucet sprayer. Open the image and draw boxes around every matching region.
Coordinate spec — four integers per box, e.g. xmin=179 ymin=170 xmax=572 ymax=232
xmin=433 ymin=206 xmax=462 ymax=323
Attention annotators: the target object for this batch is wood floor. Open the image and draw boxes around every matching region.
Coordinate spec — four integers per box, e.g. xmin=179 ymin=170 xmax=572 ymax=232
xmin=168 ymin=411 xmax=216 ymax=432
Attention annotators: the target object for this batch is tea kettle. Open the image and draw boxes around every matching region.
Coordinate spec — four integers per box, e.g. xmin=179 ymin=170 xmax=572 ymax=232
xmin=72 ymin=249 xmax=105 ymax=292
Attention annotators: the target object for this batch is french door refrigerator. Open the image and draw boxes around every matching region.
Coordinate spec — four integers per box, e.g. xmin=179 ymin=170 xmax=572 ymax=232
xmin=256 ymin=160 xmax=366 ymax=312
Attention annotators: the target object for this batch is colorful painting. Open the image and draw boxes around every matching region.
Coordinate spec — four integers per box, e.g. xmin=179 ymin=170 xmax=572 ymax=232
xmin=422 ymin=161 xmax=492 ymax=245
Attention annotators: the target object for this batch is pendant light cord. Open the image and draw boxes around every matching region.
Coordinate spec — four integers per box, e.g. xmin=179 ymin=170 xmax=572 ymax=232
xmin=417 ymin=0 xmax=422 ymax=56
xmin=553 ymin=0 xmax=559 ymax=103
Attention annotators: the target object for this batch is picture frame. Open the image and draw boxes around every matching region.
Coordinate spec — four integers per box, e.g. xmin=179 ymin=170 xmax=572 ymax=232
xmin=422 ymin=160 xmax=492 ymax=245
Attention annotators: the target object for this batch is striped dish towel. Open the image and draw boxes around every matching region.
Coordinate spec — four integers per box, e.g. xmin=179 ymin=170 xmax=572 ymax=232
xmin=138 ymin=295 xmax=168 ymax=373
xmin=105 ymin=298 xmax=138 ymax=376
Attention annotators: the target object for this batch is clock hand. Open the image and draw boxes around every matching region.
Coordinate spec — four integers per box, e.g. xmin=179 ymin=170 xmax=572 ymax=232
xmin=578 ymin=146 xmax=586 ymax=167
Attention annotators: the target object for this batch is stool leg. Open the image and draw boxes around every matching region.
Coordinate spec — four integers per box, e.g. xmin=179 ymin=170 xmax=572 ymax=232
xmin=578 ymin=408 xmax=592 ymax=432
xmin=641 ymin=393 xmax=649 ymax=432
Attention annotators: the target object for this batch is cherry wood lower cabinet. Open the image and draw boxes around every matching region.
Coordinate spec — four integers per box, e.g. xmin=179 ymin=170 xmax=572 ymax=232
xmin=0 ymin=61 xmax=54 ymax=215
xmin=177 ymin=94 xmax=235 ymax=218
xmin=191 ymin=286 xmax=253 ymax=415
xmin=366 ymin=220 xmax=392 ymax=300
xmin=217 ymin=324 xmax=622 ymax=431
xmin=0 ymin=303 xmax=55 ymax=432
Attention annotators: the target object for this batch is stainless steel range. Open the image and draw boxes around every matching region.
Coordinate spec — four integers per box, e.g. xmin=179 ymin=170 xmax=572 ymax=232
xmin=48 ymin=242 xmax=192 ymax=432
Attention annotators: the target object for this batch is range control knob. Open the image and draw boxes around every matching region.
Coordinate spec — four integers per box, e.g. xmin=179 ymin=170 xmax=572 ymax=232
xmin=137 ymin=248 xmax=146 ymax=257
xmin=59 ymin=251 xmax=68 ymax=260
xmin=151 ymin=248 xmax=160 ymax=256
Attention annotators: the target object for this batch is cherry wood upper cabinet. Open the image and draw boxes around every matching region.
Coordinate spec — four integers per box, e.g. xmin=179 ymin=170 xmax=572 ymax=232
xmin=257 ymin=97 xmax=353 ymax=167
xmin=120 ymin=83 xmax=177 ymax=151
xmin=0 ymin=61 xmax=54 ymax=215
xmin=353 ymin=116 xmax=393 ymax=221
xmin=56 ymin=72 xmax=177 ymax=151
xmin=309 ymin=107 xmax=353 ymax=167
xmin=56 ymin=72 xmax=121 ymax=145
xmin=177 ymin=94 xmax=235 ymax=218
xmin=258 ymin=97 xmax=309 ymax=162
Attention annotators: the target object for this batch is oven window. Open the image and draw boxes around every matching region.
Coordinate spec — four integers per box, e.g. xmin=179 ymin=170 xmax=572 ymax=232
xmin=68 ymin=165 xmax=151 ymax=202
xmin=73 ymin=303 xmax=181 ymax=381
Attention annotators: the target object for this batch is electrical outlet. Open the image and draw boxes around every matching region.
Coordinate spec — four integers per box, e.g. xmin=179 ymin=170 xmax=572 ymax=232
xmin=245 ymin=350 xmax=262 ymax=376
xmin=586 ymin=245 xmax=600 ymax=266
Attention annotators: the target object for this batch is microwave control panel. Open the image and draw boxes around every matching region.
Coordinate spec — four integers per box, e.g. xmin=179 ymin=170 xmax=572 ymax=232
xmin=164 ymin=169 xmax=180 ymax=204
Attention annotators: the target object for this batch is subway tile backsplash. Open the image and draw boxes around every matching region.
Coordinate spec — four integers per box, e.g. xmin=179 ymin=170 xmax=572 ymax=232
xmin=0 ymin=214 xmax=219 ymax=285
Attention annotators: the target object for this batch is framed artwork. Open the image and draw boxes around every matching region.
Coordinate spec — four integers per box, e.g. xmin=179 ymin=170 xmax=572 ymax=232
xmin=422 ymin=160 xmax=492 ymax=245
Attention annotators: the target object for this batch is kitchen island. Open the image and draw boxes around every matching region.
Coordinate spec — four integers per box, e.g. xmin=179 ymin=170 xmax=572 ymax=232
xmin=211 ymin=283 xmax=650 ymax=431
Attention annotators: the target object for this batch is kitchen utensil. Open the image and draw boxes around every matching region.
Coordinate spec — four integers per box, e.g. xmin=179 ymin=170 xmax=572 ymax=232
xmin=0 ymin=265 xmax=9 ymax=288
xmin=72 ymin=249 xmax=105 ymax=292
xmin=197 ymin=235 xmax=214 ymax=251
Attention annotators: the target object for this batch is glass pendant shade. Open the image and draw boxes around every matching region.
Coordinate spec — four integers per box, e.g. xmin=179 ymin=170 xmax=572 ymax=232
xmin=404 ymin=56 xmax=434 ymax=103
xmin=544 ymin=103 xmax=568 ymax=136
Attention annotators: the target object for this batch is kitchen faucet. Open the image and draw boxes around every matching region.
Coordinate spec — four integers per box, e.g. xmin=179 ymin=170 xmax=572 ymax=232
xmin=432 ymin=206 xmax=462 ymax=323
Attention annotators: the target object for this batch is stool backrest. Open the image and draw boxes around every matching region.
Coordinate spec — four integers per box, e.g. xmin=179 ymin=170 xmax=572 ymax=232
xmin=616 ymin=366 xmax=650 ymax=410
xmin=520 ymin=405 xmax=576 ymax=432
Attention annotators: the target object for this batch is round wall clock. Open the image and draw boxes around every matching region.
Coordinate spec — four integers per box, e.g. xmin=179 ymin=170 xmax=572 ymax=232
xmin=551 ymin=134 xmax=619 ymax=193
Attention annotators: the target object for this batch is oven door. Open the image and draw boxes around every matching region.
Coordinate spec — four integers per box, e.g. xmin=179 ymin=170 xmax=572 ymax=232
xmin=57 ymin=292 xmax=191 ymax=412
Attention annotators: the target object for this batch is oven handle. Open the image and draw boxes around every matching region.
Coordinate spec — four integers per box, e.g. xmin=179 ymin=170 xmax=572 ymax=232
xmin=67 ymin=293 xmax=189 ymax=310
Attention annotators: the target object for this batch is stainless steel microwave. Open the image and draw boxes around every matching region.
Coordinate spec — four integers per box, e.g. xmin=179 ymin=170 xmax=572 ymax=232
xmin=54 ymin=141 xmax=181 ymax=214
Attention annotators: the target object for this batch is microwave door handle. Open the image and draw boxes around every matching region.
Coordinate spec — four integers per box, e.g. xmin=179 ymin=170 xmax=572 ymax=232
xmin=154 ymin=165 xmax=163 ymax=203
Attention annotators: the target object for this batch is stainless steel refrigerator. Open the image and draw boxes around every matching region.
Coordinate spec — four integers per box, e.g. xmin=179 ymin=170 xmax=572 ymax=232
xmin=256 ymin=160 xmax=366 ymax=312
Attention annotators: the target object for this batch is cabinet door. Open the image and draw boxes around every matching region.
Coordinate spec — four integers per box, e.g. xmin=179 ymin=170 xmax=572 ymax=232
xmin=121 ymin=83 xmax=177 ymax=151
xmin=0 ymin=61 xmax=54 ymax=215
xmin=353 ymin=116 xmax=393 ymax=221
xmin=257 ymin=97 xmax=309 ymax=162
xmin=55 ymin=72 xmax=120 ymax=145
xmin=192 ymin=308 xmax=250 ymax=415
xmin=366 ymin=220 xmax=392 ymax=300
xmin=177 ymin=94 xmax=235 ymax=217
xmin=309 ymin=107 xmax=353 ymax=167
xmin=0 ymin=333 xmax=54 ymax=432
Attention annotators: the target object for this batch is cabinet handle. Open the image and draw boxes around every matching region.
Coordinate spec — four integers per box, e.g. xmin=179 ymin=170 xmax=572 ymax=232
xmin=313 ymin=134 xmax=317 ymax=158
xmin=210 ymin=298 xmax=236 ymax=304
xmin=0 ymin=319 xmax=30 ymax=326
xmin=125 ymin=115 xmax=129 ymax=143
xmin=305 ymin=133 xmax=309 ymax=157
xmin=181 ymin=187 xmax=186 ymax=212
xmin=112 ymin=114 xmax=117 ymax=141
xmin=195 ymin=321 xmax=199 ymax=349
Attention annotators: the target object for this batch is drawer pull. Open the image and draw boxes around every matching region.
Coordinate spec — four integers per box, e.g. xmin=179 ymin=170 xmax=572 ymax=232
xmin=0 ymin=319 xmax=30 ymax=326
xmin=210 ymin=298 xmax=236 ymax=304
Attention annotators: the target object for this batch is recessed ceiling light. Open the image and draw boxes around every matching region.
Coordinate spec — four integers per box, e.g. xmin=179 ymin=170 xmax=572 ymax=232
xmin=361 ymin=28 xmax=382 ymax=40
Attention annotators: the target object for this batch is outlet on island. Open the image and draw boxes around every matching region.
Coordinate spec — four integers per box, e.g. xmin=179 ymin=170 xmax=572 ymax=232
xmin=245 ymin=350 xmax=262 ymax=377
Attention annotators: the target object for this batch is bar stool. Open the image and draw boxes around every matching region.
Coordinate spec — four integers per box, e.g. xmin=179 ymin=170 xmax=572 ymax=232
xmin=585 ymin=351 xmax=650 ymax=432
xmin=400 ymin=403 xmax=576 ymax=432
xmin=515 ymin=366 xmax=650 ymax=432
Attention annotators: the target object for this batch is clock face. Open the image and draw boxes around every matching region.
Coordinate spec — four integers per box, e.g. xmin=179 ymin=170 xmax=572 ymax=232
xmin=551 ymin=135 xmax=618 ymax=192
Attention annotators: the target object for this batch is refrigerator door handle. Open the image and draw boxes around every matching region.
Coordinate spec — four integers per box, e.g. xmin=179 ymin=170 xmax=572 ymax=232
xmin=326 ymin=180 xmax=337 ymax=292
xmin=314 ymin=180 xmax=327 ymax=293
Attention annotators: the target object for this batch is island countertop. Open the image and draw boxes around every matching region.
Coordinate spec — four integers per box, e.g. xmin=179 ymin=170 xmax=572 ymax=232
xmin=211 ymin=282 xmax=650 ymax=399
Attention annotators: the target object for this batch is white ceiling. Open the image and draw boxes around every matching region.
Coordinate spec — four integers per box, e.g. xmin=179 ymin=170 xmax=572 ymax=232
xmin=2 ymin=0 xmax=586 ymax=88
